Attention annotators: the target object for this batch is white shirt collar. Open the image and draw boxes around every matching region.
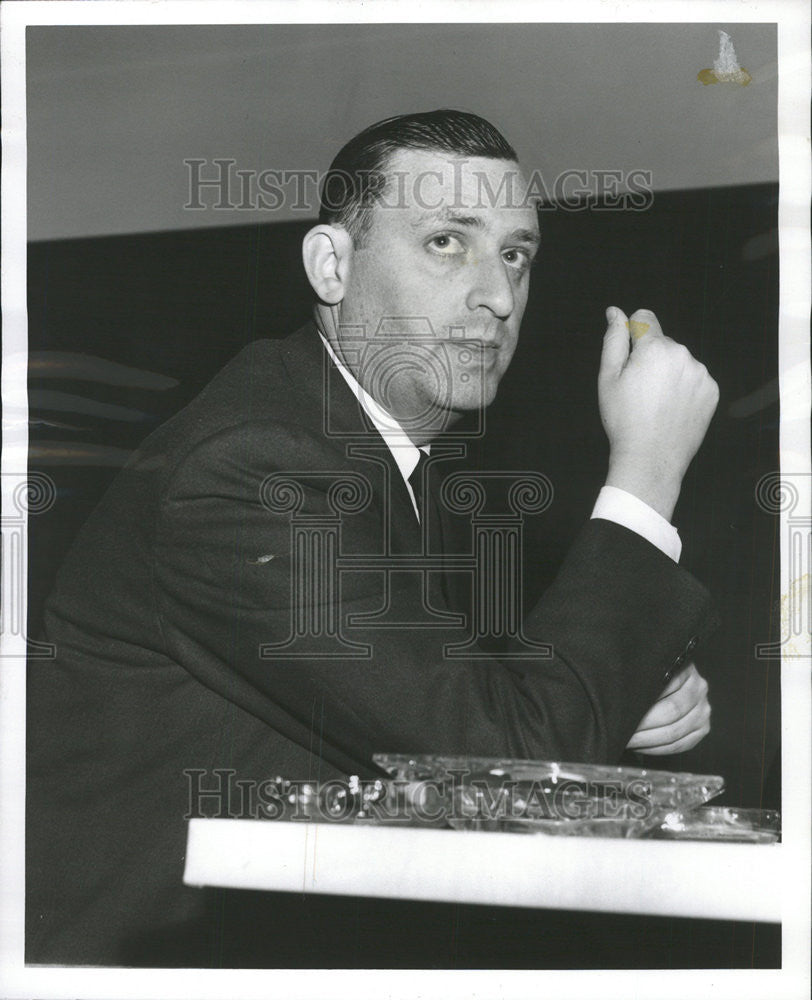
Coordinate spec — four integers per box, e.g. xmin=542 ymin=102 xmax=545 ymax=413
xmin=316 ymin=331 xmax=428 ymax=511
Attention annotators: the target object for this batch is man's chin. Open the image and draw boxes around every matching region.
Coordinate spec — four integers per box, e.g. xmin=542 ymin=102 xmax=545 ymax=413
xmin=395 ymin=375 xmax=503 ymax=442
xmin=451 ymin=374 xmax=502 ymax=412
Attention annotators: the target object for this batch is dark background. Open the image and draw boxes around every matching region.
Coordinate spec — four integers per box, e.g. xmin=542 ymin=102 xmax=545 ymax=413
xmin=27 ymin=181 xmax=781 ymax=967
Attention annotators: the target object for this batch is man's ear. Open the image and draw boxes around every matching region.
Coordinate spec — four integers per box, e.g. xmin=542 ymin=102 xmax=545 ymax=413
xmin=302 ymin=225 xmax=354 ymax=305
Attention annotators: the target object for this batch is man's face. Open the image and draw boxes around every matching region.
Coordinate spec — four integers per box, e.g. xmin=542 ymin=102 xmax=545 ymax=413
xmin=336 ymin=148 xmax=539 ymax=439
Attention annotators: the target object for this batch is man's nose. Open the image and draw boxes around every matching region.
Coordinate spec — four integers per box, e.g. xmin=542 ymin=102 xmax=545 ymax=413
xmin=465 ymin=254 xmax=514 ymax=320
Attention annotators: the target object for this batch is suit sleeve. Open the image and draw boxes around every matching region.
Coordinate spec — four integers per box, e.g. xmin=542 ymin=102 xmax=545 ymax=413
xmin=153 ymin=421 xmax=718 ymax=775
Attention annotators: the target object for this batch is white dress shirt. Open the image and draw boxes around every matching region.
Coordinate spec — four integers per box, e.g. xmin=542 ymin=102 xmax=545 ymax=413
xmin=317 ymin=331 xmax=681 ymax=561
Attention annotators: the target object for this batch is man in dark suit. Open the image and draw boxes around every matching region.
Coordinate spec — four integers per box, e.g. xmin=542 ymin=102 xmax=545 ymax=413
xmin=27 ymin=110 xmax=718 ymax=966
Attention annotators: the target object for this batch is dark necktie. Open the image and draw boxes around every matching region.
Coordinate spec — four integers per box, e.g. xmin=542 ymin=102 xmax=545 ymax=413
xmin=407 ymin=451 xmax=468 ymax=614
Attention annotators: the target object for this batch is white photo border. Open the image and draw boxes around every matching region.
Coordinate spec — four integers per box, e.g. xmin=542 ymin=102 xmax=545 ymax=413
xmin=2 ymin=2 xmax=809 ymax=999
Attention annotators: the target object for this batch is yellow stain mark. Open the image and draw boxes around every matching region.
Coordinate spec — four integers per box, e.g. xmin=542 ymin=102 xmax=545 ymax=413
xmin=779 ymin=573 xmax=810 ymax=657
xmin=629 ymin=319 xmax=650 ymax=340
xmin=698 ymin=66 xmax=752 ymax=86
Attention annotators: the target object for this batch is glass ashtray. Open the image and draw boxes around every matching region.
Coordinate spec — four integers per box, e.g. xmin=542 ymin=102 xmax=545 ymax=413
xmin=651 ymin=806 xmax=781 ymax=843
xmin=372 ymin=754 xmax=726 ymax=837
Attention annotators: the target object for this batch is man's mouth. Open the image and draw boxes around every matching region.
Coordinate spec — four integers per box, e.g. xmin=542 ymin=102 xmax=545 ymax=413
xmin=456 ymin=340 xmax=500 ymax=356
xmin=452 ymin=342 xmax=501 ymax=375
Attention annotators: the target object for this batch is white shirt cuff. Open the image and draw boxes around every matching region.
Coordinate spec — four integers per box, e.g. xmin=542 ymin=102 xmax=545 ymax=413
xmin=591 ymin=485 xmax=682 ymax=562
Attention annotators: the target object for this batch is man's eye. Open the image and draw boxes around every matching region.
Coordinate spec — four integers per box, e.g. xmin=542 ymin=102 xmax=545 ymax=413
xmin=427 ymin=234 xmax=465 ymax=255
xmin=502 ymin=248 xmax=531 ymax=270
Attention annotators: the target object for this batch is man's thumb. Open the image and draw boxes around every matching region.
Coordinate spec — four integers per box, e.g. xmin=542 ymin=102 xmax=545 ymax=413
xmin=600 ymin=305 xmax=630 ymax=380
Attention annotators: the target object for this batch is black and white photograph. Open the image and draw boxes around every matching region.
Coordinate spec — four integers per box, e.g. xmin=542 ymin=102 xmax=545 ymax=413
xmin=1 ymin=2 xmax=809 ymax=998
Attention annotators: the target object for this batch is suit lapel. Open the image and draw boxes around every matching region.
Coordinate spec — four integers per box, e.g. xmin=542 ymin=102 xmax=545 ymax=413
xmin=277 ymin=321 xmax=472 ymax=615
xmin=278 ymin=321 xmax=422 ymax=556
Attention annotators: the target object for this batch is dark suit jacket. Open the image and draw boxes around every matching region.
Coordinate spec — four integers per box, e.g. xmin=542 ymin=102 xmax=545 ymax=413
xmin=26 ymin=322 xmax=716 ymax=965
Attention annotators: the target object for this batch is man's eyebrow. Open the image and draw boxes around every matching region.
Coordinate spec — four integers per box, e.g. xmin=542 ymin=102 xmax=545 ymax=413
xmin=511 ymin=228 xmax=541 ymax=247
xmin=411 ymin=209 xmax=484 ymax=230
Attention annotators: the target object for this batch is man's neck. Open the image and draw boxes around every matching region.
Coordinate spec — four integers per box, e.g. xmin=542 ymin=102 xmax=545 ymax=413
xmin=313 ymin=303 xmax=462 ymax=447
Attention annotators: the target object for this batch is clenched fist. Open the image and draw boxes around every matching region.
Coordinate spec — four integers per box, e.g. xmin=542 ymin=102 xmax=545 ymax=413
xmin=599 ymin=307 xmax=719 ymax=521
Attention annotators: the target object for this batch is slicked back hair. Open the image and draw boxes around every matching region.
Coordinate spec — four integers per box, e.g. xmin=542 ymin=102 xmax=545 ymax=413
xmin=318 ymin=109 xmax=518 ymax=247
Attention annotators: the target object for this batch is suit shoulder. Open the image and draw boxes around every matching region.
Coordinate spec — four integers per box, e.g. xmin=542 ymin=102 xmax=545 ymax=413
xmin=130 ymin=327 xmax=329 ymax=469
xmin=173 ymin=417 xmax=338 ymax=479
